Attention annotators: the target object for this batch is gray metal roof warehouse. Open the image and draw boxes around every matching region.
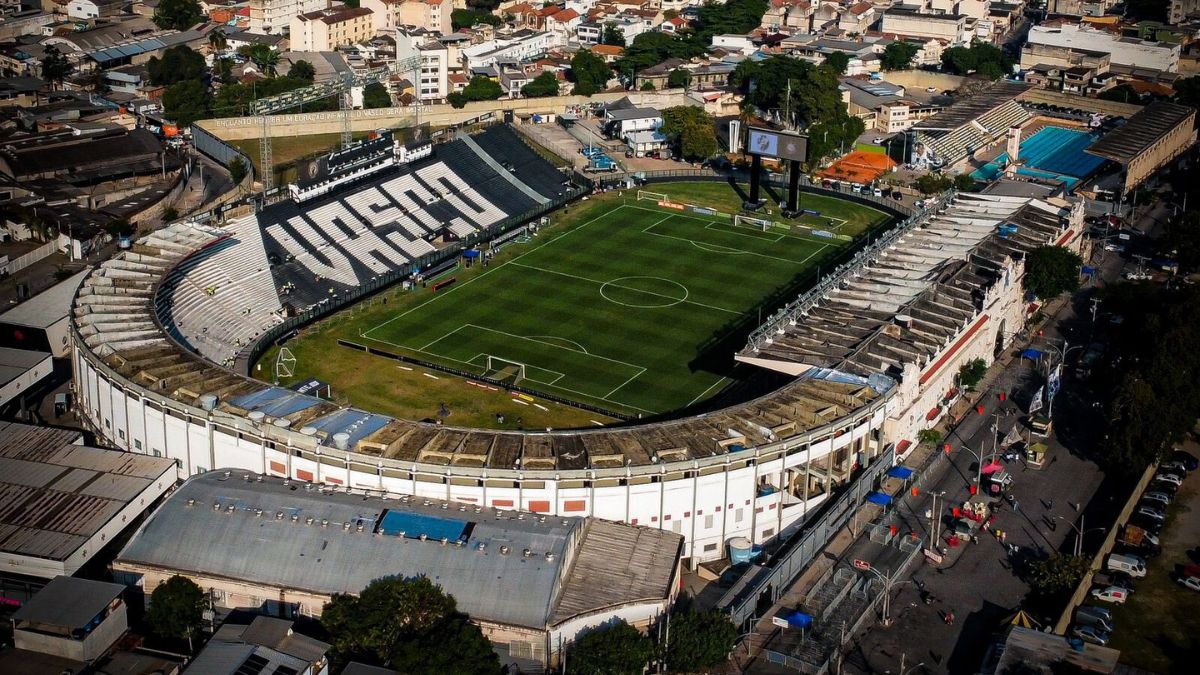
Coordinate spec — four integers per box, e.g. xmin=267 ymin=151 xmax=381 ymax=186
xmin=116 ymin=471 xmax=683 ymax=631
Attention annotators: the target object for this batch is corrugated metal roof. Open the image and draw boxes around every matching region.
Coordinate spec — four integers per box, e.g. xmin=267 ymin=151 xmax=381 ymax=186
xmin=0 ymin=270 xmax=88 ymax=329
xmin=12 ymin=576 xmax=124 ymax=628
xmin=118 ymin=472 xmax=679 ymax=630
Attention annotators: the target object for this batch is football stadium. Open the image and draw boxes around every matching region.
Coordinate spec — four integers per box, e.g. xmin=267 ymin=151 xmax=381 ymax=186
xmin=70 ymin=120 xmax=1087 ymax=567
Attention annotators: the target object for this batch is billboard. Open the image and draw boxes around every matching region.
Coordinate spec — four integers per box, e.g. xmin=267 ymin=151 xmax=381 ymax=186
xmin=747 ymin=127 xmax=808 ymax=162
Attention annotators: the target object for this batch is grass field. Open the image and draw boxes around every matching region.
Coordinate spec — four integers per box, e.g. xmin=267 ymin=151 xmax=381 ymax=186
xmin=260 ymin=183 xmax=892 ymax=427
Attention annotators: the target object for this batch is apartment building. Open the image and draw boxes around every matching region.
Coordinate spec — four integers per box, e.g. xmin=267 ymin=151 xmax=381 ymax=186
xmin=880 ymin=7 xmax=973 ymax=45
xmin=249 ymin=0 xmax=328 ymax=34
xmin=290 ymin=7 xmax=375 ymax=51
xmin=1024 ymin=22 xmax=1179 ymax=74
xmin=361 ymin=0 xmax=451 ymax=35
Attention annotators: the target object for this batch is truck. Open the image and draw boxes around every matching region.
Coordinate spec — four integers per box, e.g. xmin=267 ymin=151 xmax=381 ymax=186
xmin=1119 ymin=524 xmax=1161 ymax=555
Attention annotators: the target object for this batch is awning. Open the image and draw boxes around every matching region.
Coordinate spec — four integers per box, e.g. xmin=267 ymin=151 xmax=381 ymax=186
xmin=463 ymin=249 xmax=481 ymax=259
xmin=981 ymin=460 xmax=1005 ymax=475
xmin=1021 ymin=348 xmax=1044 ymax=360
xmin=926 ymin=406 xmax=941 ymax=421
xmin=896 ymin=439 xmax=912 ymax=453
xmin=784 ymin=611 xmax=813 ymax=628
xmin=886 ymin=466 xmax=915 ymax=480
xmin=866 ymin=492 xmax=892 ymax=506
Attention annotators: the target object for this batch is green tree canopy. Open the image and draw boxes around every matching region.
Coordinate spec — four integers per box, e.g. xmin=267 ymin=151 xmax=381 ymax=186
xmin=39 ymin=45 xmax=74 ymax=89
xmin=1098 ymin=84 xmax=1143 ymax=104
xmin=958 ymin=358 xmax=987 ymax=389
xmin=734 ymin=56 xmax=844 ymax=128
xmin=661 ymin=105 xmax=717 ymax=161
xmin=1024 ymin=245 xmax=1083 ymax=299
xmin=321 ymin=576 xmax=499 ymax=674
xmin=602 ymin=22 xmax=626 ymax=47
xmin=640 ymin=80 xmax=656 ymax=90
xmin=462 ymin=75 xmax=502 ymax=101
xmin=1028 ymin=554 xmax=1092 ymax=597
xmin=954 ymin=173 xmax=976 ymax=192
xmin=237 ymin=44 xmax=280 ymax=77
xmin=615 ymin=31 xmax=704 ymax=78
xmin=881 ymin=41 xmax=919 ymax=70
xmin=208 ymin=30 xmax=227 ymax=53
xmin=1174 ymin=74 xmax=1200 ymax=109
xmin=805 ymin=113 xmax=865 ymax=163
xmin=162 ymin=79 xmax=211 ymax=127
xmin=567 ymin=621 xmax=654 ymax=675
xmin=941 ymin=41 xmax=1012 ymax=80
xmin=213 ymin=57 xmax=233 ymax=84
xmin=664 ymin=608 xmax=737 ymax=672
xmin=289 ymin=59 xmax=316 ymax=82
xmin=451 ymin=8 xmax=502 ymax=30
xmin=212 ymin=76 xmax=334 ymax=117
xmin=571 ymin=48 xmax=612 ymax=96
xmin=147 ymin=575 xmax=205 ymax=644
xmin=914 ymin=172 xmax=954 ymax=195
xmin=1159 ymin=210 xmax=1200 ymax=271
xmin=147 ymin=45 xmax=206 ymax=86
xmin=153 ymin=0 xmax=203 ymax=30
xmin=823 ymin=51 xmax=851 ymax=75
xmin=362 ymin=82 xmax=392 ymax=109
xmin=228 ymin=156 xmax=248 ymax=185
xmin=522 ymin=71 xmax=559 ymax=98
xmin=667 ymin=68 xmax=690 ymax=89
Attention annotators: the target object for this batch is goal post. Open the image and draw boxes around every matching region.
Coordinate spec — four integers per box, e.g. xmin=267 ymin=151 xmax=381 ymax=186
xmin=637 ymin=189 xmax=669 ymax=202
xmin=484 ymin=355 xmax=527 ymax=383
xmin=733 ymin=213 xmax=775 ymax=232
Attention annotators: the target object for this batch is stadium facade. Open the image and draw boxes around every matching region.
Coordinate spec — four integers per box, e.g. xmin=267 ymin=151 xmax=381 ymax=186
xmin=71 ymin=123 xmax=1085 ymax=565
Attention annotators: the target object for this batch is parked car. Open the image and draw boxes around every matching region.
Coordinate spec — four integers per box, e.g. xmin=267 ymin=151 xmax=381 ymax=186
xmin=1171 ymin=449 xmax=1199 ymax=471
xmin=1161 ymin=460 xmax=1190 ymax=475
xmin=1178 ymin=576 xmax=1200 ymax=592
xmin=1074 ymin=611 xmax=1114 ymax=633
xmin=1072 ymin=624 xmax=1110 ymax=646
xmin=1076 ymin=605 xmax=1114 ymax=624
xmin=1135 ymin=505 xmax=1167 ymax=522
xmin=1150 ymin=479 xmax=1179 ymax=496
xmin=1093 ymin=571 xmax=1138 ymax=591
xmin=1142 ymin=491 xmax=1172 ymax=507
xmin=1104 ymin=243 xmax=1125 ymax=253
xmin=1155 ymin=472 xmax=1183 ymax=487
xmin=1129 ymin=515 xmax=1163 ymax=535
xmin=1090 ymin=586 xmax=1129 ymax=604
xmin=891 ymin=190 xmax=903 ymax=200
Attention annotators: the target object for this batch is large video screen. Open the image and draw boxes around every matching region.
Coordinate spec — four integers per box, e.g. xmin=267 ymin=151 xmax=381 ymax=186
xmin=747 ymin=128 xmax=808 ymax=162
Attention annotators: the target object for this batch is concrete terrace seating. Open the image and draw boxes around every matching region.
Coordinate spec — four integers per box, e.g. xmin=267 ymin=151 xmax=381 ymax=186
xmin=470 ymin=125 xmax=570 ymax=200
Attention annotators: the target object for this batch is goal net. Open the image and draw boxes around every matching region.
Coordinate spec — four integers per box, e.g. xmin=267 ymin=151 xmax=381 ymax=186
xmin=637 ymin=190 xmax=669 ymax=202
xmin=733 ymin=213 xmax=775 ymax=231
xmin=484 ymin=356 xmax=527 ymax=384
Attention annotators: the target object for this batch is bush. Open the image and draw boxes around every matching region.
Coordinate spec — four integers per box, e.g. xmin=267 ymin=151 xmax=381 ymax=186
xmin=958 ymin=358 xmax=987 ymax=390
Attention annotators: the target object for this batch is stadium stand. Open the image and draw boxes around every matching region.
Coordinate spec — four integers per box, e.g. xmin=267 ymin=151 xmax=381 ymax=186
xmin=153 ymin=126 xmax=571 ymax=366
xmin=912 ymin=82 xmax=1032 ymax=168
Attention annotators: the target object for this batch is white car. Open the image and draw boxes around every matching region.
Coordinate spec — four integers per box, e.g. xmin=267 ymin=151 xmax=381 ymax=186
xmin=1155 ymin=473 xmax=1183 ymax=486
xmin=1142 ymin=491 xmax=1171 ymax=506
xmin=873 ymin=137 xmax=884 ymax=144
xmin=1072 ymin=625 xmax=1110 ymax=646
xmin=1104 ymin=243 xmax=1125 ymax=253
xmin=1090 ymin=586 xmax=1129 ymax=604
xmin=1135 ymin=505 xmax=1166 ymax=522
xmin=1179 ymin=576 xmax=1200 ymax=592
xmin=926 ymin=86 xmax=938 ymax=93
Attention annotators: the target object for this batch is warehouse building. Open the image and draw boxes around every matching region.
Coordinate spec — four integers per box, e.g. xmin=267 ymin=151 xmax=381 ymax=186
xmin=0 ymin=422 xmax=176 ymax=581
xmin=1085 ymin=101 xmax=1197 ymax=192
xmin=114 ymin=471 xmax=684 ymax=671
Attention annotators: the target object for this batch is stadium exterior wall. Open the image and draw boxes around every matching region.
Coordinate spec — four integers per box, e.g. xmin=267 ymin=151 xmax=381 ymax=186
xmin=72 ymin=335 xmax=892 ymax=565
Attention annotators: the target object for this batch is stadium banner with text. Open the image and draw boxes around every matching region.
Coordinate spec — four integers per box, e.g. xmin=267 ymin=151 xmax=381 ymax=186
xmin=690 ymin=206 xmax=716 ymax=216
xmin=658 ymin=200 xmax=686 ymax=210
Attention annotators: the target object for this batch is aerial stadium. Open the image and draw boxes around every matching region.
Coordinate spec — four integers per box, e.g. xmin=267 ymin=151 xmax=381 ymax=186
xmin=70 ymin=120 xmax=1086 ymax=566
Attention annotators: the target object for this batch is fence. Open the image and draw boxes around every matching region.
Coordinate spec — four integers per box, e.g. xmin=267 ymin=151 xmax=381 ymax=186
xmin=338 ymin=339 xmax=632 ymax=421
xmin=235 ymin=182 xmax=587 ymax=374
xmin=0 ymin=240 xmax=58 ymax=276
xmin=719 ymin=445 xmax=897 ymax=631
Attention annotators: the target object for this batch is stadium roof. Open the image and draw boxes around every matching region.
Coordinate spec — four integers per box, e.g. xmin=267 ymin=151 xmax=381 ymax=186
xmin=913 ymin=81 xmax=1032 ymax=132
xmin=1085 ymin=101 xmax=1195 ymax=164
xmin=117 ymin=472 xmax=682 ymax=630
xmin=0 ymin=270 xmax=87 ymax=329
xmin=0 ymin=422 xmax=176 ymax=576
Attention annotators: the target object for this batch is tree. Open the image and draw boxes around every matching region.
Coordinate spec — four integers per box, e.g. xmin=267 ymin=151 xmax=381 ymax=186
xmin=880 ymin=41 xmax=919 ymax=70
xmin=640 ymin=80 xmax=656 ymax=90
xmin=162 ymin=79 xmax=211 ymax=127
xmin=664 ymin=608 xmax=736 ymax=672
xmin=362 ymin=82 xmax=392 ymax=109
xmin=958 ymin=358 xmax=987 ymax=390
xmin=462 ymin=75 xmax=502 ymax=101
xmin=1126 ymin=0 xmax=1169 ymax=21
xmin=1174 ymin=75 xmax=1200 ymax=109
xmin=1098 ymin=84 xmax=1142 ymax=104
xmin=823 ymin=51 xmax=851 ymax=75
xmin=1024 ymin=245 xmax=1083 ymax=299
xmin=147 ymin=45 xmax=206 ymax=86
xmin=289 ymin=59 xmax=316 ymax=82
xmin=1028 ymin=554 xmax=1092 ymax=596
xmin=953 ymin=173 xmax=976 ymax=192
xmin=940 ymin=41 xmax=1011 ymax=80
xmin=1159 ymin=210 xmax=1200 ymax=272
xmin=917 ymin=428 xmax=944 ymax=445
xmin=914 ymin=172 xmax=954 ymax=195
xmin=571 ymin=48 xmax=612 ymax=96
xmin=667 ymin=68 xmax=690 ymax=89
xmin=321 ymin=577 xmax=499 ymax=674
xmin=238 ymin=45 xmax=280 ymax=77
xmin=451 ymin=8 xmax=501 ymax=30
xmin=228 ymin=156 xmax=248 ymax=186
xmin=447 ymin=91 xmax=467 ymax=108
xmin=661 ymin=105 xmax=717 ymax=161
xmin=161 ymin=207 xmax=179 ymax=222
xmin=208 ymin=30 xmax=228 ymax=53
xmin=153 ymin=0 xmax=203 ymax=31
xmin=567 ymin=621 xmax=654 ymax=675
xmin=213 ymin=57 xmax=233 ymax=85
xmin=602 ymin=22 xmax=626 ymax=47
xmin=521 ymin=71 xmax=559 ymax=97
xmin=147 ymin=575 xmax=205 ymax=650
xmin=39 ymin=45 xmax=73 ymax=89
xmin=734 ymin=56 xmax=844 ymax=129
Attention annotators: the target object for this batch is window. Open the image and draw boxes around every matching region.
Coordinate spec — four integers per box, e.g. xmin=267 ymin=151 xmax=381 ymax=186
xmin=704 ymin=543 xmax=718 ymax=552
xmin=671 ymin=520 xmax=682 ymax=534
xmin=704 ymin=514 xmax=715 ymax=529
xmin=134 ymin=439 xmax=142 ymax=450
xmin=735 ymin=508 xmax=744 ymax=523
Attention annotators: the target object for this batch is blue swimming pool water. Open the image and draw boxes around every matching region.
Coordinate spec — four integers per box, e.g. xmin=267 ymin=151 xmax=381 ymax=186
xmin=971 ymin=127 xmax=1105 ymax=187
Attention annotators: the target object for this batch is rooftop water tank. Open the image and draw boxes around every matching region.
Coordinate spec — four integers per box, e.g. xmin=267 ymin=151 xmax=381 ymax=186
xmin=332 ymin=432 xmax=350 ymax=450
xmin=729 ymin=537 xmax=754 ymax=565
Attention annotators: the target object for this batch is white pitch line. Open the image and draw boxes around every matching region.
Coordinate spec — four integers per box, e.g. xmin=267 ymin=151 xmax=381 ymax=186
xmin=687 ymin=376 xmax=731 ymax=408
xmin=510 ymin=262 xmax=741 ymax=316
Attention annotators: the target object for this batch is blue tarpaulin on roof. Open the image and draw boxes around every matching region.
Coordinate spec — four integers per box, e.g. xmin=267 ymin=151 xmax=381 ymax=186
xmin=1021 ymin=348 xmax=1044 ymax=360
xmin=379 ymin=511 xmax=469 ymax=542
xmin=784 ymin=611 xmax=813 ymax=628
xmin=886 ymin=466 xmax=915 ymax=479
xmin=866 ymin=492 xmax=892 ymax=506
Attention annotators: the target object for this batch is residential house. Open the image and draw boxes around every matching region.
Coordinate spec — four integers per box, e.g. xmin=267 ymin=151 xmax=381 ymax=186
xmin=67 ymin=0 xmax=126 ymax=20
xmin=361 ymin=0 xmax=451 ymax=36
xmin=880 ymin=7 xmax=972 ymax=46
xmin=761 ymin=0 xmax=813 ymax=32
xmin=185 ymin=617 xmax=330 ymax=675
xmin=290 ymin=7 xmax=375 ymax=51
xmin=461 ymin=30 xmax=551 ymax=69
xmin=249 ymin=0 xmax=328 ymax=34
xmin=661 ymin=15 xmax=688 ymax=33
xmin=712 ymin=33 xmax=755 ymax=54
xmin=838 ymin=1 xmax=875 ymax=34
xmin=591 ymin=43 xmax=623 ymax=62
xmin=545 ymin=8 xmax=581 ymax=46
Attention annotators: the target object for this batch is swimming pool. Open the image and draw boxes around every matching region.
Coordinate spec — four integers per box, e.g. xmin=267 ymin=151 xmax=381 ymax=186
xmin=971 ymin=126 xmax=1106 ymax=187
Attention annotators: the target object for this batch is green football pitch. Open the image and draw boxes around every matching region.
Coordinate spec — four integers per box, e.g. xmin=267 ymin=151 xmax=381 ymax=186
xmin=359 ymin=199 xmax=885 ymax=416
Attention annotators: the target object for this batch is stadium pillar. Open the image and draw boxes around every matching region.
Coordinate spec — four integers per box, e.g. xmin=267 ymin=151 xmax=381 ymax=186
xmin=749 ymin=154 xmax=763 ymax=205
xmin=787 ymin=159 xmax=801 ymax=213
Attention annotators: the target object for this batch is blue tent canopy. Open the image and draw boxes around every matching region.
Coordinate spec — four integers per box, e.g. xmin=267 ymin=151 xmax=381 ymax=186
xmin=463 ymin=249 xmax=481 ymax=259
xmin=784 ymin=611 xmax=813 ymax=628
xmin=886 ymin=466 xmax=915 ymax=479
xmin=1081 ymin=266 xmax=1096 ymax=275
xmin=866 ymin=492 xmax=892 ymax=506
xmin=1021 ymin=348 xmax=1044 ymax=360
